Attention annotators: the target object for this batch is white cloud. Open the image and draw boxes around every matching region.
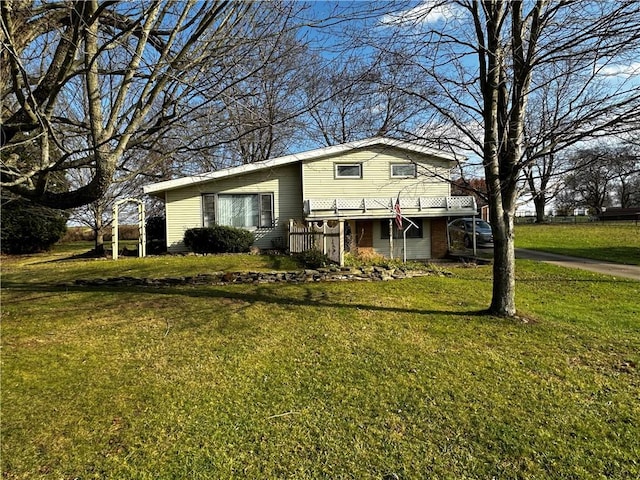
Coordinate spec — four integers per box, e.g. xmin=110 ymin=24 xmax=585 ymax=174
xmin=598 ymin=62 xmax=640 ymax=77
xmin=380 ymin=1 xmax=457 ymax=27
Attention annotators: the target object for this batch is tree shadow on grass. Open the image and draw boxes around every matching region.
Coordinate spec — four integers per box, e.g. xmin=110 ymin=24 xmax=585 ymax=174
xmin=3 ymin=282 xmax=498 ymax=321
xmin=27 ymin=249 xmax=110 ymax=265
xmin=4 ymin=271 xmax=635 ymax=327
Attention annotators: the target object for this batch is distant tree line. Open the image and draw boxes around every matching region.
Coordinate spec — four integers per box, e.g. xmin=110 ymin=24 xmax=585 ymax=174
xmin=555 ymin=143 xmax=640 ymax=216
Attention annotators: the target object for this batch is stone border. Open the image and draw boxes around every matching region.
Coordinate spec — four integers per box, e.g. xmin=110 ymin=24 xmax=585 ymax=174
xmin=65 ymin=266 xmax=452 ymax=288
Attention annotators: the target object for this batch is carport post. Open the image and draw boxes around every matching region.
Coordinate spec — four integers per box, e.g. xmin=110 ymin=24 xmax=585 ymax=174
xmin=338 ymin=220 xmax=345 ymax=267
xmin=472 ymin=214 xmax=477 ymax=256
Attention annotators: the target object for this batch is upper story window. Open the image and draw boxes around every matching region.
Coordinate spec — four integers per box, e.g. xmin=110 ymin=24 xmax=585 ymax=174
xmin=202 ymin=193 xmax=274 ymax=229
xmin=335 ymin=163 xmax=362 ymax=179
xmin=391 ymin=163 xmax=417 ymax=178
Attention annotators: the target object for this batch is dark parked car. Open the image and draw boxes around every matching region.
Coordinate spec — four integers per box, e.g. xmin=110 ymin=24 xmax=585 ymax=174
xmin=448 ymin=218 xmax=494 ymax=249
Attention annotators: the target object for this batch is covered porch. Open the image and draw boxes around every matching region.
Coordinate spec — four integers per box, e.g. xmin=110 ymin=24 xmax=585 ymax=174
xmin=290 ymin=196 xmax=477 ymax=264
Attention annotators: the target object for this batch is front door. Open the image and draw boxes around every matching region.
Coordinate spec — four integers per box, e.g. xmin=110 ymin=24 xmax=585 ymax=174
xmin=354 ymin=220 xmax=373 ymax=254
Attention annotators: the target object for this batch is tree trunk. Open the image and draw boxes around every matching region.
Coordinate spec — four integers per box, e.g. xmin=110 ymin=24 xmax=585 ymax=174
xmin=94 ymin=231 xmax=105 ymax=256
xmin=533 ymin=195 xmax=546 ymax=223
xmin=489 ymin=215 xmax=516 ymax=317
xmin=94 ymin=215 xmax=104 ymax=255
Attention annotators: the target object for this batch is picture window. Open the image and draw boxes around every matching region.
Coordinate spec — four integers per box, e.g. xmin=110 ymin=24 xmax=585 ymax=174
xmin=202 ymin=193 xmax=274 ymax=229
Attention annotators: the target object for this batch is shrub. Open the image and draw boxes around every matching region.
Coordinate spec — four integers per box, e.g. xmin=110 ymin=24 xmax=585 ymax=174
xmin=295 ymin=248 xmax=331 ymax=269
xmin=146 ymin=216 xmax=166 ymax=241
xmin=183 ymin=226 xmax=255 ymax=254
xmin=1 ymin=198 xmax=68 ymax=254
xmin=343 ymin=250 xmax=387 ymax=267
xmin=343 ymin=251 xmax=426 ymax=271
xmin=146 ymin=216 xmax=167 ymax=254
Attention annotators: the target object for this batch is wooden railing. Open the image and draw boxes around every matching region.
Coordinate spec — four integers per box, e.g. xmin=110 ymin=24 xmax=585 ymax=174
xmin=288 ymin=220 xmax=344 ymax=265
xmin=304 ymin=196 xmax=476 ymax=218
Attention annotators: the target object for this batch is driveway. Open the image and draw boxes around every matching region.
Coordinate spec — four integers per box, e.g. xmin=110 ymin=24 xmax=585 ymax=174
xmin=516 ymin=248 xmax=640 ymax=281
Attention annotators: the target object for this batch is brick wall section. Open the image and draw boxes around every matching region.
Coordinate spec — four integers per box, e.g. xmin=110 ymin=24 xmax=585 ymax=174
xmin=430 ymin=217 xmax=449 ymax=258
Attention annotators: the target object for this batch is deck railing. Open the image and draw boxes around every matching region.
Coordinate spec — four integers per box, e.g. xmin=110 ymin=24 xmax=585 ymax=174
xmin=304 ymin=196 xmax=476 ymax=218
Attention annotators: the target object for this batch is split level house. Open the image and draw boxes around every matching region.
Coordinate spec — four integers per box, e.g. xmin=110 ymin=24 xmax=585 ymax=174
xmin=143 ymin=137 xmax=477 ymax=263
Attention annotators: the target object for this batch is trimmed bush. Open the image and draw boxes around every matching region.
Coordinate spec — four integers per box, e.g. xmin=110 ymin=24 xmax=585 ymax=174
xmin=295 ymin=248 xmax=331 ymax=269
xmin=1 ymin=198 xmax=68 ymax=254
xmin=183 ymin=226 xmax=255 ymax=254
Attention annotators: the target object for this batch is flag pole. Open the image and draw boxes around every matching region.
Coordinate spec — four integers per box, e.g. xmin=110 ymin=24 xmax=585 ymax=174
xmin=394 ymin=193 xmax=418 ymax=263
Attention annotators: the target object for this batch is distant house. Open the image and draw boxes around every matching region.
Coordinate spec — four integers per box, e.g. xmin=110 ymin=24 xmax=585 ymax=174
xmin=143 ymin=137 xmax=477 ymax=261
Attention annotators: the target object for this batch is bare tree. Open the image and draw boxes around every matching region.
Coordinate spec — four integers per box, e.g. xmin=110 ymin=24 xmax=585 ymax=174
xmin=222 ymin=32 xmax=308 ymax=164
xmin=301 ymin=52 xmax=429 ymax=147
xmin=610 ymin=145 xmax=640 ymax=208
xmin=1 ymin=1 xmax=303 ymax=209
xmin=559 ymin=144 xmax=640 ymax=214
xmin=370 ymin=0 xmax=640 ymax=316
xmin=559 ymin=148 xmax=616 ymax=215
xmin=68 ymin=158 xmax=148 ymax=254
xmin=522 ymin=52 xmax=640 ymax=223
xmin=522 ymin=71 xmax=571 ymax=222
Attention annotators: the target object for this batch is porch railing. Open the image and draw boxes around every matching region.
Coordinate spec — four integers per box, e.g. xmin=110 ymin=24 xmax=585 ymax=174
xmin=288 ymin=219 xmax=344 ymax=265
xmin=304 ymin=196 xmax=476 ymax=218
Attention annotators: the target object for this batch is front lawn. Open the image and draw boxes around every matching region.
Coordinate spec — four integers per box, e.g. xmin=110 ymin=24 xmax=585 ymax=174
xmin=2 ymin=252 xmax=639 ymax=478
xmin=516 ymin=222 xmax=640 ymax=265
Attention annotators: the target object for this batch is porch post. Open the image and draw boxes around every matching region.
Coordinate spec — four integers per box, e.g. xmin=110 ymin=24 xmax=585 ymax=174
xmin=323 ymin=222 xmax=328 ymax=255
xmin=389 ymin=218 xmax=394 ymax=260
xmin=338 ymin=220 xmax=345 ymax=266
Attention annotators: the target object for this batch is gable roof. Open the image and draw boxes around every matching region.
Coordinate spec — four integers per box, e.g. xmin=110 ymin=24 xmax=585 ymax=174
xmin=143 ymin=136 xmax=461 ymax=195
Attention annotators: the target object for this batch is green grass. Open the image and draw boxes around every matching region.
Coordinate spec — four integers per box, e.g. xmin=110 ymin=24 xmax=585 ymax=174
xmin=2 ymin=251 xmax=639 ymax=479
xmin=2 ymin=243 xmax=300 ymax=285
xmin=516 ymin=222 xmax=640 ymax=265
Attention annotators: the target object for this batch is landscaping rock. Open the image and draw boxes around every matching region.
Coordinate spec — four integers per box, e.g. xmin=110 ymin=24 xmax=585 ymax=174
xmin=61 ymin=265 xmax=447 ymax=289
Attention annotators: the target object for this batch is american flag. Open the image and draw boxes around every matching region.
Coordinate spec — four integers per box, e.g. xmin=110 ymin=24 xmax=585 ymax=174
xmin=394 ymin=196 xmax=403 ymax=230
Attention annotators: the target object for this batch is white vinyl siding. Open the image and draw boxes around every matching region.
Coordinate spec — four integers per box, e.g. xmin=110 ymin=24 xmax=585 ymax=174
xmin=302 ymin=147 xmax=451 ymax=199
xmin=165 ymin=188 xmax=202 ymax=252
xmin=164 ymin=164 xmax=301 ymax=252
